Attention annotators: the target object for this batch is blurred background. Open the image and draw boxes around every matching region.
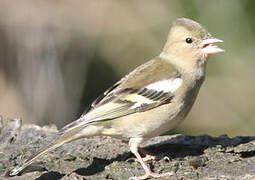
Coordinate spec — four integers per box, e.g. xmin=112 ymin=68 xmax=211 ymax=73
xmin=0 ymin=0 xmax=254 ymax=136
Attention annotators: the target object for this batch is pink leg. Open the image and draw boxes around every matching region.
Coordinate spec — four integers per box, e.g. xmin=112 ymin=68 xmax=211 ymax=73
xmin=129 ymin=138 xmax=174 ymax=180
xmin=139 ymin=148 xmax=157 ymax=162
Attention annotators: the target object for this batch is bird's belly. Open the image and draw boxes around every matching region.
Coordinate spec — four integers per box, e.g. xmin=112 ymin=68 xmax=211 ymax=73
xmin=105 ymin=102 xmax=186 ymax=139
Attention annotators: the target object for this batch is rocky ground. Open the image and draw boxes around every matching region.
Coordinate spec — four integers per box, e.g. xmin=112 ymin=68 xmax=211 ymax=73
xmin=0 ymin=118 xmax=255 ymax=180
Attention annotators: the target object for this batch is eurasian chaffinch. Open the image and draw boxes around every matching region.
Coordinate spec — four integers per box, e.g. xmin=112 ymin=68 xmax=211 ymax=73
xmin=9 ymin=18 xmax=224 ymax=180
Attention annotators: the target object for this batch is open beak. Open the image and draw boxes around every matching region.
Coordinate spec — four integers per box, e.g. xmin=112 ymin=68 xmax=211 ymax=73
xmin=201 ymin=37 xmax=224 ymax=55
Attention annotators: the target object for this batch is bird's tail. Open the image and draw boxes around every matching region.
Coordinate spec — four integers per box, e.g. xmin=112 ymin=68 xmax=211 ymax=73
xmin=8 ymin=124 xmax=90 ymax=176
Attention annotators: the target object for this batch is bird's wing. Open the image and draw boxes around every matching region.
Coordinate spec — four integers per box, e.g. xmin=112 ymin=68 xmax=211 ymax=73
xmin=58 ymin=58 xmax=182 ymax=134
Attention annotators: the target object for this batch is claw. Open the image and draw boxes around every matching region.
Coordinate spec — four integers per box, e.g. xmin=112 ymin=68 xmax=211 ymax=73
xmin=129 ymin=171 xmax=175 ymax=180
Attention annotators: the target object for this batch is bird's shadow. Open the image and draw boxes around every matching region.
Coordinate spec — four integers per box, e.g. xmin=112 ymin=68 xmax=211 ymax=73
xmin=33 ymin=134 xmax=255 ymax=180
xmin=35 ymin=171 xmax=65 ymax=180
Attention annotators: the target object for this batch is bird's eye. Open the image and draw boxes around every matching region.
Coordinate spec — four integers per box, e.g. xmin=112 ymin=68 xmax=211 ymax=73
xmin=185 ymin=38 xmax=193 ymax=44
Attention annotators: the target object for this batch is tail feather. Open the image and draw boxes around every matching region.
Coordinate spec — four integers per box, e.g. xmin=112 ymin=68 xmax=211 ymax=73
xmin=8 ymin=125 xmax=86 ymax=176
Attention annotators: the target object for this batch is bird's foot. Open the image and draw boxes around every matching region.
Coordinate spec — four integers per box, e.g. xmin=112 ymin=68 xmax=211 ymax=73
xmin=124 ymin=153 xmax=157 ymax=162
xmin=129 ymin=171 xmax=175 ymax=180
xmin=138 ymin=148 xmax=158 ymax=162
xmin=142 ymin=154 xmax=156 ymax=162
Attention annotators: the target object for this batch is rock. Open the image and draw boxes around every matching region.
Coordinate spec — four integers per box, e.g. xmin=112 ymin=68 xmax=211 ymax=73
xmin=1 ymin=117 xmax=255 ymax=179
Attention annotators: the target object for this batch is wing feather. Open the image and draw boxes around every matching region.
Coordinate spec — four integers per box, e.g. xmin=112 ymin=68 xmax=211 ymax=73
xmin=58 ymin=59 xmax=182 ymax=134
xmin=58 ymin=87 xmax=175 ymax=134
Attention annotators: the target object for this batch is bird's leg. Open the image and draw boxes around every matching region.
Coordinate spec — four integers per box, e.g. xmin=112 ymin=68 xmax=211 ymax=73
xmin=138 ymin=148 xmax=157 ymax=162
xmin=129 ymin=138 xmax=174 ymax=180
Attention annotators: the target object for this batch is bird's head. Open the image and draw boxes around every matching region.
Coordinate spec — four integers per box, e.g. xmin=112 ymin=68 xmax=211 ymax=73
xmin=162 ymin=18 xmax=224 ymax=69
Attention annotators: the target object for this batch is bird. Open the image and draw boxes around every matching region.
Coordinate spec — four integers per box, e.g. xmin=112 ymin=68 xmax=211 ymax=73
xmin=8 ymin=18 xmax=224 ymax=180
